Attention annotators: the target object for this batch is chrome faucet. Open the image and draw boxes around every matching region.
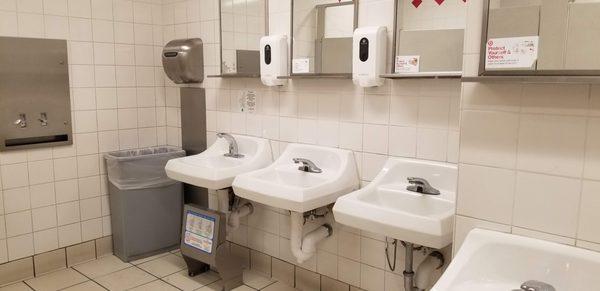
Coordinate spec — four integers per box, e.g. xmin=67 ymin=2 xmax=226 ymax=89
xmin=519 ymin=280 xmax=556 ymax=291
xmin=406 ymin=177 xmax=440 ymax=195
xmin=293 ymin=158 xmax=322 ymax=173
xmin=217 ymin=132 xmax=244 ymax=158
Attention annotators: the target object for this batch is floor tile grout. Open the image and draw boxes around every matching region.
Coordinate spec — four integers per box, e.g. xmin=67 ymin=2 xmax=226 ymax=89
xmin=8 ymin=253 xmax=299 ymax=291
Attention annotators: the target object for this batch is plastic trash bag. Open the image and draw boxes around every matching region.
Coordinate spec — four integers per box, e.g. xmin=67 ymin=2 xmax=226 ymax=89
xmin=104 ymin=146 xmax=185 ymax=190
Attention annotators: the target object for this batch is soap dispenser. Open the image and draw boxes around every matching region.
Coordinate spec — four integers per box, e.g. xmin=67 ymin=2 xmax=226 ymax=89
xmin=260 ymin=35 xmax=288 ymax=86
xmin=352 ymin=26 xmax=387 ymax=87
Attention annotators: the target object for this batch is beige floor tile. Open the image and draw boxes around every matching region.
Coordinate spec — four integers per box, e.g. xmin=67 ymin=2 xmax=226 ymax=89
xmin=61 ymin=281 xmax=106 ymax=291
xmin=0 ymin=282 xmax=32 ymax=291
xmin=137 ymin=254 xmax=187 ymax=278
xmin=231 ymin=285 xmax=255 ymax=291
xmin=24 ymin=268 xmax=87 ymax=291
xmin=243 ymin=270 xmax=275 ymax=290
xmin=130 ymin=252 xmax=170 ymax=265
xmin=162 ymin=270 xmax=220 ymax=291
xmin=262 ymin=282 xmax=298 ymax=291
xmin=72 ymin=255 xmax=131 ymax=278
xmin=95 ymin=267 xmax=155 ymax=291
xmin=196 ymin=281 xmax=224 ymax=291
xmin=129 ymin=280 xmax=180 ymax=291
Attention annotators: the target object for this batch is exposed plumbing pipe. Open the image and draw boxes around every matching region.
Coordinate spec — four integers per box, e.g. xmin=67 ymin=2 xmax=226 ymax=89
xmin=415 ymin=251 xmax=444 ymax=290
xmin=400 ymin=240 xmax=445 ymax=291
xmin=404 ymin=242 xmax=416 ymax=291
xmin=228 ymin=203 xmax=253 ymax=229
xmin=290 ymin=211 xmax=332 ymax=264
xmin=216 ymin=188 xmax=253 ymax=233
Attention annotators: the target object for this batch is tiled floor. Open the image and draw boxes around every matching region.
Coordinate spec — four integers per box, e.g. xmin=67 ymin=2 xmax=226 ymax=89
xmin=0 ymin=251 xmax=297 ymax=291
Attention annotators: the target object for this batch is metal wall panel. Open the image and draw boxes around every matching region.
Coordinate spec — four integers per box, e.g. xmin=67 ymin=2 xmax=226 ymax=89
xmin=0 ymin=36 xmax=73 ymax=151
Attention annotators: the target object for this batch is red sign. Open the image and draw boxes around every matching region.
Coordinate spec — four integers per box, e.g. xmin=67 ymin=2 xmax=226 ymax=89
xmin=412 ymin=0 xmax=422 ymax=8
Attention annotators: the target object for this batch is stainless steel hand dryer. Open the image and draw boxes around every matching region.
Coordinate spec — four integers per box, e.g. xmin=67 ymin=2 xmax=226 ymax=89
xmin=162 ymin=38 xmax=204 ymax=84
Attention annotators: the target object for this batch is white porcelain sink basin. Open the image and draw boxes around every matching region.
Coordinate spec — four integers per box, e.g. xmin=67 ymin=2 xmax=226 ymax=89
xmin=333 ymin=158 xmax=457 ymax=249
xmin=232 ymin=144 xmax=359 ymax=212
xmin=433 ymin=229 xmax=600 ymax=291
xmin=165 ymin=134 xmax=272 ymax=189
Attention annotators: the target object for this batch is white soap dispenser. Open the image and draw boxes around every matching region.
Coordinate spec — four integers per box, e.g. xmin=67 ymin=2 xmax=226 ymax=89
xmin=352 ymin=26 xmax=387 ymax=87
xmin=260 ymin=35 xmax=288 ymax=86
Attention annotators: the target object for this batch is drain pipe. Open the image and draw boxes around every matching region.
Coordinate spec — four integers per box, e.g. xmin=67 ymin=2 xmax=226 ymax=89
xmin=400 ymin=241 xmax=445 ymax=291
xmin=216 ymin=189 xmax=253 ymax=233
xmin=415 ymin=251 xmax=444 ymax=290
xmin=290 ymin=211 xmax=332 ymax=264
xmin=404 ymin=242 xmax=417 ymax=291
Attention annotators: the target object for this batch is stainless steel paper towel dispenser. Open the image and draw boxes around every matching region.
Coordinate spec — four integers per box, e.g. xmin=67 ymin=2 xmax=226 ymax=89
xmin=162 ymin=38 xmax=204 ymax=84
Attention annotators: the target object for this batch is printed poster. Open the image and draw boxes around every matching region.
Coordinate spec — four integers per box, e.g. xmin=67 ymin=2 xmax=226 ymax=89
xmin=292 ymin=58 xmax=310 ymax=73
xmin=395 ymin=55 xmax=420 ymax=73
xmin=485 ymin=36 xmax=539 ymax=69
xmin=184 ymin=211 xmax=215 ymax=254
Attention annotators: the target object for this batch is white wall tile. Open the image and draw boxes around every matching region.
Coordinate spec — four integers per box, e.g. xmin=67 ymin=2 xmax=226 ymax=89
xmin=29 ymin=183 xmax=55 ymax=208
xmin=32 ymin=206 xmax=57 ymax=231
xmin=362 ymin=124 xmax=388 ymax=154
xmin=1 ymin=163 xmax=29 ymax=189
xmin=33 ymin=228 xmax=58 ymax=254
xmin=28 ymin=160 xmax=54 ymax=185
xmin=6 ymin=211 xmax=32 ymax=237
xmin=460 ymin=110 xmax=519 ymax=168
xmin=457 ymin=164 xmax=515 ymax=224
xmin=58 ymin=223 xmax=81 ymax=247
xmin=3 ymin=187 xmax=30 ymax=214
xmin=57 ymin=201 xmax=80 ymax=226
xmin=521 ymin=84 xmax=589 ymax=116
xmin=388 ymin=126 xmax=416 ymax=158
xmin=513 ymin=172 xmax=581 ymax=237
xmin=7 ymin=234 xmax=34 ymax=260
xmin=517 ymin=114 xmax=586 ymax=178
xmin=577 ymin=180 xmax=600 ymax=244
xmin=584 ymin=118 xmax=600 ymax=180
xmin=416 ymin=128 xmax=447 ymax=161
xmin=43 ymin=0 xmax=68 ymax=16
xmin=91 ymin=0 xmax=112 ymax=20
xmin=0 ymin=11 xmax=18 ymax=37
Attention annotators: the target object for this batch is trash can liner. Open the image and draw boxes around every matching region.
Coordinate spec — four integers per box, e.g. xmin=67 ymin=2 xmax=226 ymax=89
xmin=105 ymin=146 xmax=185 ymax=190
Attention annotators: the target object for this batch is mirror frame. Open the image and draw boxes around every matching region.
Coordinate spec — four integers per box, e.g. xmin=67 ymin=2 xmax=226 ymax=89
xmin=478 ymin=0 xmax=600 ymax=77
xmin=218 ymin=0 xmax=270 ymax=77
xmin=289 ymin=0 xmax=359 ymax=77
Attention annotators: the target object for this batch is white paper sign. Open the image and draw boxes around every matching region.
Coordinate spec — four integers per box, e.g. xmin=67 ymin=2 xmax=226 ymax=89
xmin=292 ymin=58 xmax=310 ymax=73
xmin=395 ymin=55 xmax=420 ymax=73
xmin=184 ymin=212 xmax=215 ymax=253
xmin=485 ymin=36 xmax=539 ymax=69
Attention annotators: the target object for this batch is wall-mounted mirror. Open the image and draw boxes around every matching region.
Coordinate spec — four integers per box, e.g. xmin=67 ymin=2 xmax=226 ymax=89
xmin=481 ymin=0 xmax=600 ymax=76
xmin=390 ymin=0 xmax=466 ymax=77
xmin=219 ymin=0 xmax=268 ymax=77
xmin=290 ymin=0 xmax=357 ymax=77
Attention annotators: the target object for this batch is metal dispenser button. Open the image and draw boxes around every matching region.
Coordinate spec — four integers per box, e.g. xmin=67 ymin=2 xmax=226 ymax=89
xmin=14 ymin=113 xmax=27 ymax=128
xmin=39 ymin=112 xmax=48 ymax=127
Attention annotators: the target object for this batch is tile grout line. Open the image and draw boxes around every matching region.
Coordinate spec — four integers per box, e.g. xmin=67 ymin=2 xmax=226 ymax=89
xmin=69 ymin=265 xmax=110 ymax=291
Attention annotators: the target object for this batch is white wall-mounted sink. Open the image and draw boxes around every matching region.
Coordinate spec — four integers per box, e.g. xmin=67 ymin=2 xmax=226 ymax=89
xmin=433 ymin=229 xmax=600 ymax=291
xmin=165 ymin=134 xmax=272 ymax=189
xmin=232 ymin=144 xmax=359 ymax=212
xmin=333 ymin=158 xmax=457 ymax=249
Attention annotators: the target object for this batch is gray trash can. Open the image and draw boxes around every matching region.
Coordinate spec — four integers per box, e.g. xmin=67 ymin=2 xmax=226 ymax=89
xmin=105 ymin=146 xmax=186 ymax=262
